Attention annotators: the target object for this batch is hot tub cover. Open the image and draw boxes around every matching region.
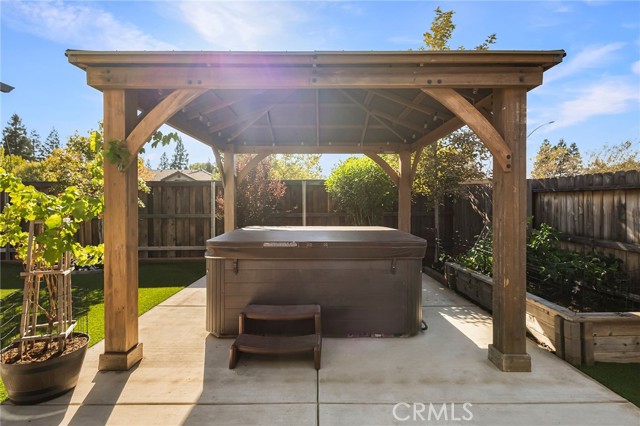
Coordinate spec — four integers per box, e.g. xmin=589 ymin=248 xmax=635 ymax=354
xmin=206 ymin=226 xmax=426 ymax=259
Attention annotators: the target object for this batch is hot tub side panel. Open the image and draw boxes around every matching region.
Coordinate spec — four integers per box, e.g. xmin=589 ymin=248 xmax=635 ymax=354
xmin=206 ymin=257 xmax=225 ymax=337
xmin=207 ymin=258 xmax=422 ymax=337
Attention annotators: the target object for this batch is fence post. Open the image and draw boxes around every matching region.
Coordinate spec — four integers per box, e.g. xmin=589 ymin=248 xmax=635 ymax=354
xmin=582 ymin=322 xmax=594 ymax=366
xmin=302 ymin=180 xmax=307 ymax=226
xmin=563 ymin=320 xmax=583 ymax=366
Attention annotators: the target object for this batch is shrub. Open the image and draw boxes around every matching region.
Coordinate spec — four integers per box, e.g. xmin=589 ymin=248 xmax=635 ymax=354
xmin=325 ymin=157 xmax=397 ymax=226
xmin=450 ymin=222 xmax=629 ymax=311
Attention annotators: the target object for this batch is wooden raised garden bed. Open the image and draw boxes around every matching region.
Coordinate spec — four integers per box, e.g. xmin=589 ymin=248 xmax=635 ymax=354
xmin=444 ymin=262 xmax=640 ymax=366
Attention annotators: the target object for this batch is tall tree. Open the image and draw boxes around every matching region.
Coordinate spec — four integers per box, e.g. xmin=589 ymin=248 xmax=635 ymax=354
xmin=169 ymin=138 xmax=189 ymax=169
xmin=30 ymin=130 xmax=43 ymax=161
xmin=421 ymin=6 xmax=496 ymax=51
xmin=584 ymin=140 xmax=640 ymax=173
xmin=422 ymin=7 xmax=456 ymax=50
xmin=41 ymin=127 xmax=61 ymax=158
xmin=412 ymin=128 xmax=490 ymax=205
xmin=531 ymin=139 xmax=583 ymax=178
xmin=269 ymin=154 xmax=323 ymax=180
xmin=414 ymin=6 xmax=494 ymax=239
xmin=2 ymin=114 xmax=35 ymax=160
xmin=231 ymin=155 xmax=286 ymax=227
xmin=158 ymin=152 xmax=170 ymax=170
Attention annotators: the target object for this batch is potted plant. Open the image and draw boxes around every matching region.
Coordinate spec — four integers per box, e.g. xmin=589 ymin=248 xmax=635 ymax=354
xmin=0 ymin=169 xmax=103 ymax=404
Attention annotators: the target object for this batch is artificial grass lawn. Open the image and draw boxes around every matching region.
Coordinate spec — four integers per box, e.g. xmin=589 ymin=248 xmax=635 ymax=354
xmin=577 ymin=362 xmax=640 ymax=407
xmin=0 ymin=260 xmax=206 ymax=403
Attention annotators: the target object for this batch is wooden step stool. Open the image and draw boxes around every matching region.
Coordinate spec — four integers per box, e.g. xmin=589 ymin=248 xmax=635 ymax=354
xmin=229 ymin=304 xmax=322 ymax=370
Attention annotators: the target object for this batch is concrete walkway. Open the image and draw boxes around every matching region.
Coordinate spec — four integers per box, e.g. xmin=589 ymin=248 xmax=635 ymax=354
xmin=1 ymin=275 xmax=638 ymax=425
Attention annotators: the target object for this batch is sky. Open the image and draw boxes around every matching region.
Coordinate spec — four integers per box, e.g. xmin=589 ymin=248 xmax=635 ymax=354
xmin=1 ymin=0 xmax=639 ymax=177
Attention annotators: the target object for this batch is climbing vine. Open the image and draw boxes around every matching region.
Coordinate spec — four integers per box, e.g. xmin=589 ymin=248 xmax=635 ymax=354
xmin=103 ymin=131 xmax=180 ymax=171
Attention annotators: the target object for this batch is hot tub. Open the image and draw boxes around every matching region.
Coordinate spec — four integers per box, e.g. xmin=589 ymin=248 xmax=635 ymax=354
xmin=205 ymin=226 xmax=427 ymax=337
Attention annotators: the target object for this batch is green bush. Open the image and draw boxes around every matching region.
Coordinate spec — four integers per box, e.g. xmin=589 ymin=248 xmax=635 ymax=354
xmin=450 ymin=222 xmax=629 ymax=311
xmin=325 ymin=157 xmax=397 ymax=226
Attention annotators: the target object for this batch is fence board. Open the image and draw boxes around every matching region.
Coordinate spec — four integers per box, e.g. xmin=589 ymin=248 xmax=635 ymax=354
xmin=164 ymin=185 xmax=176 ymax=258
xmin=152 ymin=185 xmax=163 ymax=258
xmin=139 ymin=191 xmax=149 ymax=259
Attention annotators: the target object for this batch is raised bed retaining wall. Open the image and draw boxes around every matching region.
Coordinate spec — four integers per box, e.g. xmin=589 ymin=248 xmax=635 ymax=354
xmin=444 ymin=262 xmax=640 ymax=366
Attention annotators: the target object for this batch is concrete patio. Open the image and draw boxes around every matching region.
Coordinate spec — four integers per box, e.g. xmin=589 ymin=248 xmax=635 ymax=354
xmin=1 ymin=274 xmax=638 ymax=425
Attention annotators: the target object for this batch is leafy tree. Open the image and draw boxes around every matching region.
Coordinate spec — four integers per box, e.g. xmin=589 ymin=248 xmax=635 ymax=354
xmin=0 ymin=147 xmax=27 ymax=174
xmin=412 ymin=128 xmax=490 ymax=205
xmin=233 ymin=155 xmax=286 ymax=227
xmin=169 ymin=137 xmax=189 ymax=169
xmin=413 ymin=7 xmax=493 ymax=219
xmin=325 ymin=156 xmax=397 ymax=226
xmin=12 ymin=133 xmax=104 ymax=196
xmin=158 ymin=152 xmax=170 ymax=170
xmin=422 ymin=7 xmax=455 ymax=50
xmin=191 ymin=160 xmax=218 ymax=176
xmin=2 ymin=114 xmax=35 ymax=160
xmin=269 ymin=154 xmax=323 ymax=180
xmin=531 ymin=139 xmax=583 ymax=178
xmin=67 ymin=125 xmax=102 ymax=162
xmin=8 ymin=125 xmax=151 ymax=203
xmin=421 ymin=6 xmax=496 ymax=51
xmin=584 ymin=140 xmax=640 ymax=173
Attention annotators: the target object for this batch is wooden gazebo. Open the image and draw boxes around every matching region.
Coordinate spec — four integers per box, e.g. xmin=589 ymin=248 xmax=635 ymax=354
xmin=67 ymin=50 xmax=564 ymax=373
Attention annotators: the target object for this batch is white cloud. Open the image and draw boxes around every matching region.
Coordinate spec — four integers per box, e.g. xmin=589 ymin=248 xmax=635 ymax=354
xmin=552 ymin=77 xmax=640 ymax=129
xmin=2 ymin=1 xmax=175 ymax=50
xmin=177 ymin=1 xmax=308 ymax=50
xmin=545 ymin=42 xmax=626 ymax=83
xmin=632 ymin=60 xmax=640 ymax=75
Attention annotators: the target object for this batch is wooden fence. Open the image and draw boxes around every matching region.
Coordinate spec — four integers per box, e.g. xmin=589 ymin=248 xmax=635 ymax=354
xmin=530 ymin=171 xmax=640 ymax=292
xmin=2 ymin=172 xmax=639 ymax=289
xmin=138 ymin=181 xmax=216 ymax=258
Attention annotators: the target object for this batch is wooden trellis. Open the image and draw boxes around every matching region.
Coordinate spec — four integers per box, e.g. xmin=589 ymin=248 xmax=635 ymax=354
xmin=16 ymin=221 xmax=75 ymax=359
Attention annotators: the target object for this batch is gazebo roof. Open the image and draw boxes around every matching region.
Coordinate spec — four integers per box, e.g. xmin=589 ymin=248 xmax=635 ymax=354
xmin=67 ymin=50 xmax=564 ymax=155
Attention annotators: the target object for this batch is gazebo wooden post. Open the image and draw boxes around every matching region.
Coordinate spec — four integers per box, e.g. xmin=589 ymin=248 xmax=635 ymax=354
xmin=488 ymin=88 xmax=531 ymax=372
xmin=99 ymin=89 xmax=143 ymax=370
xmin=223 ymin=144 xmax=236 ymax=233
xmin=397 ymin=150 xmax=412 ymax=233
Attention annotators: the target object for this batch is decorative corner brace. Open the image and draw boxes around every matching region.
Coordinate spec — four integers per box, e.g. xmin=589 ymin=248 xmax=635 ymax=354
xmin=422 ymin=88 xmax=513 ymax=173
